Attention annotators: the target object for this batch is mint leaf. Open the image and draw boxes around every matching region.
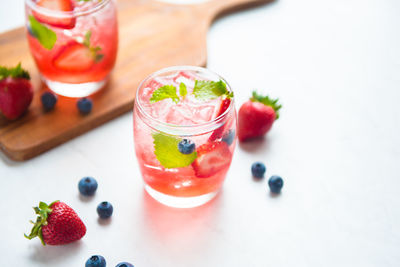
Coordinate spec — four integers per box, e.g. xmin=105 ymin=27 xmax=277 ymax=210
xmin=83 ymin=30 xmax=91 ymax=47
xmin=179 ymin=82 xmax=187 ymax=98
xmin=251 ymin=91 xmax=282 ymax=119
xmin=29 ymin=16 xmax=57 ymax=50
xmin=153 ymin=133 xmax=197 ymax=168
xmin=83 ymin=30 xmax=104 ymax=63
xmin=150 ymin=85 xmax=180 ymax=104
xmin=193 ymin=80 xmax=228 ymax=101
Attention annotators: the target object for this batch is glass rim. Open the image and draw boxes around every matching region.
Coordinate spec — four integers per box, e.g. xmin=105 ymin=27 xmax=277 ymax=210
xmin=25 ymin=0 xmax=111 ymax=18
xmin=135 ymin=65 xmax=235 ymax=134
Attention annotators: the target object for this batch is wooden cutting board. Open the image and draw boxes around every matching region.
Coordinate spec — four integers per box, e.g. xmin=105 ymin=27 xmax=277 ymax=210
xmin=0 ymin=0 xmax=271 ymax=161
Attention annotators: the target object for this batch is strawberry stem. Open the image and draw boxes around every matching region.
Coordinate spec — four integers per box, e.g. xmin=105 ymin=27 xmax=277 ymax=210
xmin=0 ymin=63 xmax=30 ymax=80
xmin=24 ymin=200 xmax=59 ymax=246
xmin=250 ymin=91 xmax=282 ymax=119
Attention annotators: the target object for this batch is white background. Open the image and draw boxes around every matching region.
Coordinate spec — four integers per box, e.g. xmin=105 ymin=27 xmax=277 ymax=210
xmin=1 ymin=0 xmax=400 ymax=266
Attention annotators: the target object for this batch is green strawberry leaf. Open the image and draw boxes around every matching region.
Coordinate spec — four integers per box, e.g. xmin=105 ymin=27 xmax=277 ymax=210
xmin=153 ymin=133 xmax=197 ymax=169
xmin=251 ymin=91 xmax=282 ymax=119
xmin=179 ymin=82 xmax=187 ymax=98
xmin=24 ymin=200 xmax=59 ymax=246
xmin=0 ymin=63 xmax=30 ymax=80
xmin=29 ymin=16 xmax=57 ymax=50
xmin=193 ymin=80 xmax=230 ymax=101
xmin=150 ymin=85 xmax=180 ymax=104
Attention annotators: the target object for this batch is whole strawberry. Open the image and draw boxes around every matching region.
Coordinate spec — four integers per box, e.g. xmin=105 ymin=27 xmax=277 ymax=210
xmin=238 ymin=91 xmax=282 ymax=142
xmin=0 ymin=63 xmax=33 ymax=120
xmin=25 ymin=201 xmax=86 ymax=245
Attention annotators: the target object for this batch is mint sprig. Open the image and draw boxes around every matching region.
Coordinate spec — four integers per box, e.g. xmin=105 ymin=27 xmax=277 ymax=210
xmin=153 ymin=133 xmax=197 ymax=169
xmin=193 ymin=80 xmax=232 ymax=101
xmin=179 ymin=82 xmax=187 ymax=99
xmin=150 ymin=85 xmax=180 ymax=104
xmin=83 ymin=31 xmax=104 ymax=63
xmin=0 ymin=63 xmax=30 ymax=80
xmin=251 ymin=91 xmax=282 ymax=119
xmin=29 ymin=16 xmax=57 ymax=50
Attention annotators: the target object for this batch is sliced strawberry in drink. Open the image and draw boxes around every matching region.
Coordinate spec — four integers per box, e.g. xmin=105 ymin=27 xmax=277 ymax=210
xmin=208 ymin=98 xmax=232 ymax=142
xmin=192 ymin=141 xmax=232 ymax=178
xmin=53 ymin=42 xmax=94 ymax=72
xmin=33 ymin=0 xmax=76 ymax=29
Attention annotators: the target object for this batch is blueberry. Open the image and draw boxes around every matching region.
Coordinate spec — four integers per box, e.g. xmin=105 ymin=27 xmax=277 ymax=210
xmin=251 ymin=162 xmax=266 ymax=178
xmin=86 ymin=255 xmax=106 ymax=267
xmin=268 ymin=175 xmax=284 ymax=193
xmin=97 ymin=201 xmax=113 ymax=219
xmin=222 ymin=129 xmax=235 ymax=145
xmin=41 ymin=92 xmax=57 ymax=111
xmin=178 ymin=139 xmax=195 ymax=154
xmin=77 ymin=98 xmax=93 ymax=115
xmin=78 ymin=177 xmax=98 ymax=196
xmin=116 ymin=262 xmax=134 ymax=267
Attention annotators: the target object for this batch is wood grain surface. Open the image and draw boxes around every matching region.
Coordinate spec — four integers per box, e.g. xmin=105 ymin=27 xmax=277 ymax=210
xmin=0 ymin=0 xmax=271 ymax=161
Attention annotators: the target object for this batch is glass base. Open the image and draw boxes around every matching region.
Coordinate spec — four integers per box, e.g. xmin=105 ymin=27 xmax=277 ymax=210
xmin=42 ymin=77 xmax=107 ymax=98
xmin=145 ymin=185 xmax=219 ymax=208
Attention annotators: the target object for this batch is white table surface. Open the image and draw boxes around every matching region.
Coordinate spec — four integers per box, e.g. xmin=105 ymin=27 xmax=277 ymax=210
xmin=1 ymin=0 xmax=400 ymax=266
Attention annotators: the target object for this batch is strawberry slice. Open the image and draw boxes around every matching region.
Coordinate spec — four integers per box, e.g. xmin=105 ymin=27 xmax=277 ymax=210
xmin=33 ymin=0 xmax=76 ymax=29
xmin=208 ymin=98 xmax=232 ymax=142
xmin=53 ymin=42 xmax=94 ymax=72
xmin=192 ymin=141 xmax=232 ymax=178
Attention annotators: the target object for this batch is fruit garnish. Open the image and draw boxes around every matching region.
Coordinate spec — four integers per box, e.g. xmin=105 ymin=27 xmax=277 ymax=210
xmin=86 ymin=255 xmax=106 ymax=267
xmin=53 ymin=42 xmax=94 ymax=71
xmin=191 ymin=141 xmax=232 ymax=178
xmin=97 ymin=201 xmax=113 ymax=219
xmin=0 ymin=63 xmax=33 ymax=120
xmin=208 ymin=97 xmax=232 ymax=142
xmin=251 ymin=162 xmax=266 ymax=178
xmin=268 ymin=175 xmax=284 ymax=193
xmin=33 ymin=0 xmax=76 ymax=29
xmin=41 ymin=91 xmax=57 ymax=111
xmin=221 ymin=129 xmax=235 ymax=145
xmin=238 ymin=91 xmax=282 ymax=142
xmin=250 ymin=91 xmax=282 ymax=119
xmin=28 ymin=15 xmax=57 ymax=49
xmin=192 ymin=80 xmax=233 ymax=101
xmin=25 ymin=201 xmax=86 ymax=245
xmin=178 ymin=139 xmax=196 ymax=154
xmin=53 ymin=31 xmax=103 ymax=72
xmin=153 ymin=132 xmax=197 ymax=168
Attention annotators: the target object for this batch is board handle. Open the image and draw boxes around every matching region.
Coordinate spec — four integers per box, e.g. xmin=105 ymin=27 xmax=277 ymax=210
xmin=198 ymin=0 xmax=274 ymax=20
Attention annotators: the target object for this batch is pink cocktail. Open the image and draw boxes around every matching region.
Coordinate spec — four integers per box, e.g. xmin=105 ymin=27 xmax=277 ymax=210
xmin=134 ymin=66 xmax=237 ymax=208
xmin=25 ymin=0 xmax=118 ymax=97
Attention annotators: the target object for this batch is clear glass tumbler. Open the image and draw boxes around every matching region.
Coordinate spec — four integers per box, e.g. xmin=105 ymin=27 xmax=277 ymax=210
xmin=25 ymin=0 xmax=118 ymax=97
xmin=134 ymin=66 xmax=237 ymax=208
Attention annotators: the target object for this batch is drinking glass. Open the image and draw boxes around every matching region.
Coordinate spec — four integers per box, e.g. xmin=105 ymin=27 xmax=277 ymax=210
xmin=134 ymin=66 xmax=237 ymax=208
xmin=25 ymin=0 xmax=118 ymax=97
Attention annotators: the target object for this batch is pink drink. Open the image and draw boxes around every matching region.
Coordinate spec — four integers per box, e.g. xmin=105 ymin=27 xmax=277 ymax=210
xmin=134 ymin=66 xmax=237 ymax=208
xmin=25 ymin=0 xmax=118 ymax=97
